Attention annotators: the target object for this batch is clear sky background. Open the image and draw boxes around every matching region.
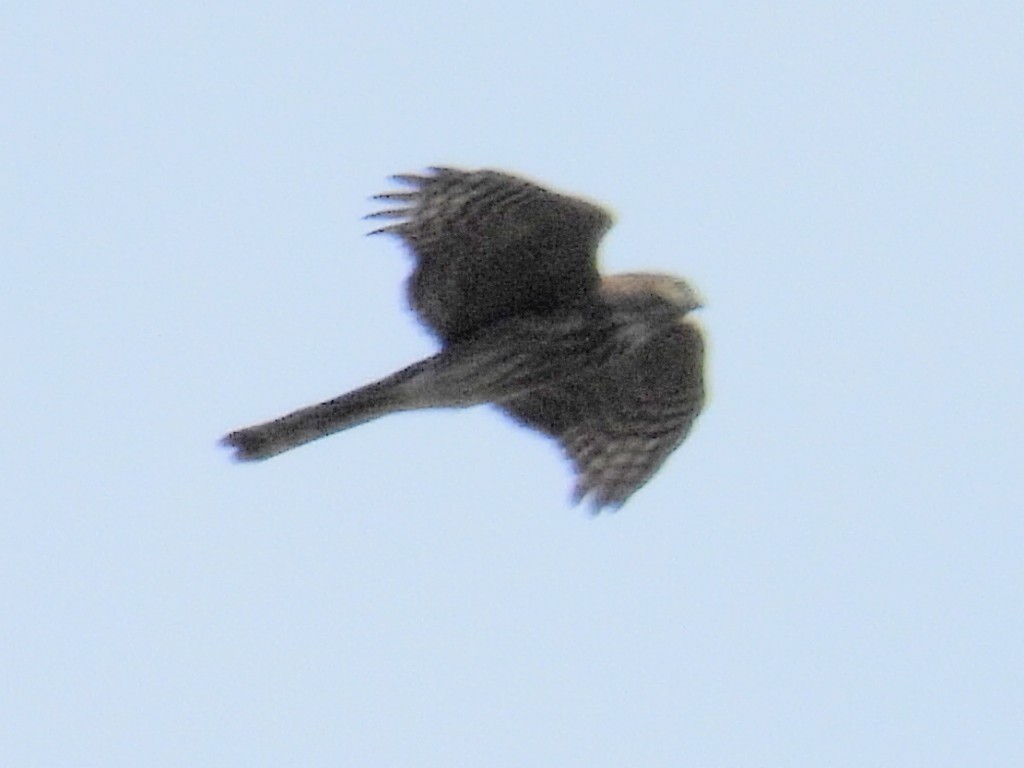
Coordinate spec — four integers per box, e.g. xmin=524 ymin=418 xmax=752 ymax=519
xmin=4 ymin=2 xmax=1022 ymax=766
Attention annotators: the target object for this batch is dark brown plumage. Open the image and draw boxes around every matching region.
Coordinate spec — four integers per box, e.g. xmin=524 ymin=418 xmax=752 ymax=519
xmin=221 ymin=167 xmax=706 ymax=511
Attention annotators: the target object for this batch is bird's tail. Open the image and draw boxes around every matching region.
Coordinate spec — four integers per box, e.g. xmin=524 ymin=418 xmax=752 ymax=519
xmin=221 ymin=311 xmax=614 ymax=462
xmin=220 ymin=362 xmax=428 ymax=461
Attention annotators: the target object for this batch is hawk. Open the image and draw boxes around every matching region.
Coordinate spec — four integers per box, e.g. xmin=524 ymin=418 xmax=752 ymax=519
xmin=221 ymin=167 xmax=706 ymax=511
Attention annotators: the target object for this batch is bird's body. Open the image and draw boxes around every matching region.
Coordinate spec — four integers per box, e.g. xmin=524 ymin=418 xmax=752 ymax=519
xmin=222 ymin=168 xmax=706 ymax=511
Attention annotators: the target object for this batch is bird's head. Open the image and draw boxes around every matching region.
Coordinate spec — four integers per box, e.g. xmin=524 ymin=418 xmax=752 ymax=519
xmin=602 ymin=273 xmax=703 ymax=316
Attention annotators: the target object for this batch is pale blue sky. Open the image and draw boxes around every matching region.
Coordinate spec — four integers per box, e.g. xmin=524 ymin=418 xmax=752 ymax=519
xmin=4 ymin=2 xmax=1022 ymax=766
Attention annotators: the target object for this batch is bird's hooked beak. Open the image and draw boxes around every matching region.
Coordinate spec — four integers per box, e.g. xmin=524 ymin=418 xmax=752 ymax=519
xmin=667 ymin=278 xmax=704 ymax=314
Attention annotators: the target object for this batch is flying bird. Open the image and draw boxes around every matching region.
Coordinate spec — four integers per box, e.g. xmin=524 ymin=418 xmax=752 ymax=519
xmin=221 ymin=167 xmax=706 ymax=511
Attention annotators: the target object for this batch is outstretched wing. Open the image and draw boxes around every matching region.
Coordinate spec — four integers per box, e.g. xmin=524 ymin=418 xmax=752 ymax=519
xmin=502 ymin=319 xmax=705 ymax=511
xmin=367 ymin=167 xmax=613 ymax=343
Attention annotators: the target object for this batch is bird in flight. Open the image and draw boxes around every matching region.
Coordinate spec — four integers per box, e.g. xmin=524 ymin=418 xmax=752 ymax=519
xmin=221 ymin=167 xmax=706 ymax=511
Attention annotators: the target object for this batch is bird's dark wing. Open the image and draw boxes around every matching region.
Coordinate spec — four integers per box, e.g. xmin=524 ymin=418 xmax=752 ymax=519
xmin=367 ymin=167 xmax=613 ymax=343
xmin=501 ymin=319 xmax=705 ymax=511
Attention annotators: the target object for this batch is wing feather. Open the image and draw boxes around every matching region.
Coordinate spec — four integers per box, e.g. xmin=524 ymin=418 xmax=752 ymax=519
xmin=501 ymin=320 xmax=704 ymax=511
xmin=367 ymin=168 xmax=613 ymax=342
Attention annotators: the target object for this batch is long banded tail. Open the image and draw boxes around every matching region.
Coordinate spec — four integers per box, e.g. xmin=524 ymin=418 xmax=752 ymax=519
xmin=221 ymin=311 xmax=617 ymax=462
xmin=220 ymin=363 xmax=427 ymax=461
